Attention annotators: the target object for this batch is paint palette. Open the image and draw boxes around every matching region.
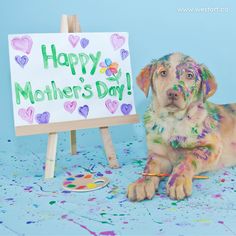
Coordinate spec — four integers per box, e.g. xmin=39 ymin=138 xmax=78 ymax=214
xmin=62 ymin=173 xmax=109 ymax=192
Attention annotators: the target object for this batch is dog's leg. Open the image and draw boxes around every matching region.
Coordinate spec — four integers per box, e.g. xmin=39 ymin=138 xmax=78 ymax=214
xmin=166 ymin=146 xmax=221 ymax=200
xmin=127 ymin=153 xmax=172 ymax=201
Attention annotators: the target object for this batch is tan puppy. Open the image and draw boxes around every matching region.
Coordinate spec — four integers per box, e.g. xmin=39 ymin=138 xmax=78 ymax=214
xmin=127 ymin=52 xmax=236 ymax=201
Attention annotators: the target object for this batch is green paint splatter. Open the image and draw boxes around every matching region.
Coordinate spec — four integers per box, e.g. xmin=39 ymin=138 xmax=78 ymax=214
xmin=153 ymin=137 xmax=163 ymax=144
xmin=152 ymin=123 xmax=164 ymax=134
xmin=191 ymin=125 xmax=199 ymax=135
xmin=133 ymin=160 xmax=144 ymax=166
xmin=144 ymin=113 xmax=151 ymax=124
xmin=173 ymin=84 xmax=179 ymax=91
xmin=191 ymin=160 xmax=197 ymax=170
xmin=170 ymin=140 xmax=180 ymax=149
xmin=49 ymin=201 xmax=56 ymax=205
xmin=179 ymin=80 xmax=185 ymax=87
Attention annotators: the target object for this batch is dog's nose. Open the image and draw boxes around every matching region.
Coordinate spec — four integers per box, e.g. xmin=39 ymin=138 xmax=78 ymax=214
xmin=167 ymin=89 xmax=179 ymax=100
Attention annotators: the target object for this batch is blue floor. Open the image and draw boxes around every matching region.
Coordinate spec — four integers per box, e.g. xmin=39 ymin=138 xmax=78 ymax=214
xmin=1 ymin=126 xmax=236 ymax=236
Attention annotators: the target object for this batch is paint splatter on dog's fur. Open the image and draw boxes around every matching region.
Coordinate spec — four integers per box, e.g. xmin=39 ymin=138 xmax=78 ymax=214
xmin=127 ymin=52 xmax=236 ymax=201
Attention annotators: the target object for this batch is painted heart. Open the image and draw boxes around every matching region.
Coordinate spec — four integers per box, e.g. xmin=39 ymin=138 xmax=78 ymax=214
xmin=15 ymin=55 xmax=29 ymax=68
xmin=64 ymin=101 xmax=77 ymax=113
xmin=78 ymin=105 xmax=89 ymax=118
xmin=68 ymin=35 xmax=80 ymax=48
xmin=110 ymin=33 xmax=125 ymax=50
xmin=121 ymin=103 xmax=132 ymax=115
xmin=35 ymin=112 xmax=50 ymax=124
xmin=105 ymin=99 xmax=119 ymax=114
xmin=11 ymin=35 xmax=33 ymax=54
xmin=120 ymin=49 xmax=129 ymax=60
xmin=80 ymin=38 xmax=89 ymax=48
xmin=18 ymin=106 xmax=34 ymax=123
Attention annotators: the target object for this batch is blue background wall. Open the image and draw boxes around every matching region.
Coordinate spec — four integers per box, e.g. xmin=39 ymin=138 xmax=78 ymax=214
xmin=0 ymin=0 xmax=235 ymax=146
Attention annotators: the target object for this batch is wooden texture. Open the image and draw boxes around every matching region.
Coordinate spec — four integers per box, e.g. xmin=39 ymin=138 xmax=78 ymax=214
xmin=45 ymin=132 xmax=58 ymax=179
xmin=16 ymin=114 xmax=139 ymax=136
xmin=100 ymin=127 xmax=119 ymax=168
xmin=70 ymin=130 xmax=77 ymax=155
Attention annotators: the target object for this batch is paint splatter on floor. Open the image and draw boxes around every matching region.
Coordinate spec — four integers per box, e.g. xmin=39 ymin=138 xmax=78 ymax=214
xmin=0 ymin=131 xmax=236 ymax=236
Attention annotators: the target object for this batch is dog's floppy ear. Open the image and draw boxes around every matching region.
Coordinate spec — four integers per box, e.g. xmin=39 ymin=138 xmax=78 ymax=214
xmin=136 ymin=63 xmax=157 ymax=97
xmin=200 ymin=64 xmax=217 ymax=102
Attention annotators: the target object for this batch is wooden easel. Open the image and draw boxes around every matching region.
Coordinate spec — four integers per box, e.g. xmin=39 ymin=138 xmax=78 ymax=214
xmin=44 ymin=15 xmax=137 ymax=179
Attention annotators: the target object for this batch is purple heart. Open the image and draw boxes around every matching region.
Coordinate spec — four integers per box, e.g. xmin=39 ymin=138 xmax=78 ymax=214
xmin=68 ymin=35 xmax=80 ymax=48
xmin=11 ymin=35 xmax=33 ymax=54
xmin=80 ymin=38 xmax=89 ymax=48
xmin=78 ymin=105 xmax=89 ymax=118
xmin=15 ymin=55 xmax=29 ymax=68
xmin=18 ymin=106 xmax=34 ymax=123
xmin=105 ymin=99 xmax=119 ymax=114
xmin=120 ymin=49 xmax=129 ymax=60
xmin=64 ymin=101 xmax=77 ymax=113
xmin=121 ymin=104 xmax=132 ymax=115
xmin=110 ymin=33 xmax=125 ymax=50
xmin=35 ymin=112 xmax=50 ymax=124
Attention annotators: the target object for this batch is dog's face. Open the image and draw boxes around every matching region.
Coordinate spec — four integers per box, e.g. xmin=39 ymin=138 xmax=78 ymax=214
xmin=137 ymin=52 xmax=217 ymax=112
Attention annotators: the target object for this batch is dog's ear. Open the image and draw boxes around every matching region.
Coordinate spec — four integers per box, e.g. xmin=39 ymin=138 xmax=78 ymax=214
xmin=136 ymin=63 xmax=157 ymax=97
xmin=200 ymin=64 xmax=217 ymax=102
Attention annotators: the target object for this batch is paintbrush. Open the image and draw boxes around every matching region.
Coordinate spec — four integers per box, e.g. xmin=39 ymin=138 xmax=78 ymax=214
xmin=141 ymin=173 xmax=209 ymax=179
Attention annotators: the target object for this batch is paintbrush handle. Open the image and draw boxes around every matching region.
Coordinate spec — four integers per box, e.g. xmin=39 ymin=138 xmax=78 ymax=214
xmin=142 ymin=173 xmax=209 ymax=179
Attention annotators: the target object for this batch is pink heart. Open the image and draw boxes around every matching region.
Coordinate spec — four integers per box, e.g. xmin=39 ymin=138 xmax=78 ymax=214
xmin=110 ymin=33 xmax=125 ymax=50
xmin=64 ymin=101 xmax=77 ymax=113
xmin=68 ymin=35 xmax=80 ymax=48
xmin=18 ymin=106 xmax=35 ymax=123
xmin=11 ymin=35 xmax=33 ymax=54
xmin=105 ymin=99 xmax=119 ymax=114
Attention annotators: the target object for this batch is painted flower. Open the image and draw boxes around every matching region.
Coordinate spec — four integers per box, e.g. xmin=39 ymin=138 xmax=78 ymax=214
xmin=99 ymin=58 xmax=119 ymax=76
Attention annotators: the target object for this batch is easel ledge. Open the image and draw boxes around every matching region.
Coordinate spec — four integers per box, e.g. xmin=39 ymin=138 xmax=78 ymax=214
xmin=16 ymin=115 xmax=139 ymax=136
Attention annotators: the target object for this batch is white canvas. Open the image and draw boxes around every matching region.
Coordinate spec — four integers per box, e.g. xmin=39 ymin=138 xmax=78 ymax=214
xmin=8 ymin=32 xmax=136 ymax=127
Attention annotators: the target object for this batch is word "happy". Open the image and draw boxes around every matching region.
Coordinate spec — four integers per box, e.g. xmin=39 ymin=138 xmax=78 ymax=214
xmin=41 ymin=44 xmax=101 ymax=75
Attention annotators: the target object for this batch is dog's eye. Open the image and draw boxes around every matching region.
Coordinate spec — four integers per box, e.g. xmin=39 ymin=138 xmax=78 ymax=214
xmin=186 ymin=72 xmax=194 ymax=79
xmin=160 ymin=70 xmax=167 ymax=77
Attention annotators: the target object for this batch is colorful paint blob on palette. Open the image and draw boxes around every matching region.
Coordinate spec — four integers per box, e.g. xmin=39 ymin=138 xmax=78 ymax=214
xmin=62 ymin=173 xmax=109 ymax=192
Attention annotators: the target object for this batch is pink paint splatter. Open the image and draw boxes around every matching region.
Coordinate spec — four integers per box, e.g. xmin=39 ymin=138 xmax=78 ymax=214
xmin=212 ymin=194 xmax=222 ymax=199
xmin=99 ymin=231 xmax=116 ymax=236
xmin=80 ymin=224 xmax=97 ymax=236
xmin=61 ymin=214 xmax=97 ymax=236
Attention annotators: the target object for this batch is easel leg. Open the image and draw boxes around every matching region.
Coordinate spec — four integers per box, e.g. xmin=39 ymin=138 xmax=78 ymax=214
xmin=100 ymin=127 xmax=119 ymax=168
xmin=70 ymin=130 xmax=77 ymax=155
xmin=45 ymin=132 xmax=58 ymax=179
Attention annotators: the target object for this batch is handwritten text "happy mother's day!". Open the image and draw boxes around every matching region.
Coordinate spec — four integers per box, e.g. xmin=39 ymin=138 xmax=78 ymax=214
xmin=15 ymin=44 xmax=132 ymax=105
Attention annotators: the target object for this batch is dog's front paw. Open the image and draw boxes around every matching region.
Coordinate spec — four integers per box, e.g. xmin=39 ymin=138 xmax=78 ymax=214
xmin=127 ymin=177 xmax=157 ymax=201
xmin=166 ymin=173 xmax=192 ymax=200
